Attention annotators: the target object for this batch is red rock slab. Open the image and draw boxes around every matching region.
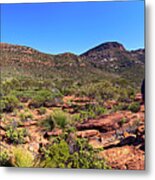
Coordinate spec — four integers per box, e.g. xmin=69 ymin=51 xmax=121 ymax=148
xmin=23 ymin=120 xmax=38 ymax=126
xmin=76 ymin=129 xmax=100 ymax=138
xmin=46 ymin=128 xmax=63 ymax=136
xmin=99 ymin=145 xmax=145 ymax=170
xmin=76 ymin=112 xmax=124 ymax=131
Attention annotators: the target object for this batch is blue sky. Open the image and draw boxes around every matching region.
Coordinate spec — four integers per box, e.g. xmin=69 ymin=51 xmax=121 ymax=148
xmin=1 ymin=1 xmax=144 ymax=55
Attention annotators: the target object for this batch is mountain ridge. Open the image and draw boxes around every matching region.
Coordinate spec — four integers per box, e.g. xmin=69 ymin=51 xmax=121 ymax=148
xmin=1 ymin=41 xmax=144 ymax=56
xmin=0 ymin=41 xmax=145 ymax=87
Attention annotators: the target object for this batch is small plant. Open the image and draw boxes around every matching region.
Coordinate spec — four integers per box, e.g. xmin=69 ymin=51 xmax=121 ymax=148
xmin=120 ymin=117 xmax=127 ymax=126
xmin=11 ymin=147 xmax=35 ymax=167
xmin=0 ymin=95 xmax=19 ymax=112
xmin=0 ymin=150 xmax=11 ymax=167
xmin=52 ymin=110 xmax=68 ymax=129
xmin=37 ymin=107 xmax=47 ymax=115
xmin=6 ymin=127 xmax=28 ymax=144
xmin=40 ymin=115 xmax=55 ymax=131
xmin=79 ymin=104 xmax=108 ymax=121
xmin=113 ymin=102 xmax=129 ymax=111
xmin=19 ymin=111 xmax=33 ymax=122
xmin=72 ymin=113 xmax=81 ymax=123
xmin=128 ymin=102 xmax=140 ymax=113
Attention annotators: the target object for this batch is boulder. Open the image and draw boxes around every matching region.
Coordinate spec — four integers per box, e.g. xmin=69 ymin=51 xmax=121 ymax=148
xmin=76 ymin=129 xmax=100 ymax=138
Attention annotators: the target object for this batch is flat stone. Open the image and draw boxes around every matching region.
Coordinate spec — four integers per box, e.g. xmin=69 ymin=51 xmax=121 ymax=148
xmin=76 ymin=129 xmax=100 ymax=138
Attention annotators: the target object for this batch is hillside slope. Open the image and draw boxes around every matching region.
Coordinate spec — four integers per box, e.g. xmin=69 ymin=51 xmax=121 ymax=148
xmin=80 ymin=42 xmax=145 ymax=85
xmin=0 ymin=42 xmax=144 ymax=88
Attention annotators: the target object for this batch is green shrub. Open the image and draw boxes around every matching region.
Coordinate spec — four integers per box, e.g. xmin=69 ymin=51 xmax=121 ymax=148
xmin=40 ymin=115 xmax=55 ymax=131
xmin=1 ymin=78 xmax=20 ymax=95
xmin=37 ymin=107 xmax=47 ymax=115
xmin=79 ymin=104 xmax=108 ymax=121
xmin=0 ymin=95 xmax=19 ymax=112
xmin=40 ymin=138 xmax=110 ymax=169
xmin=29 ymin=89 xmax=63 ymax=108
xmin=128 ymin=102 xmax=140 ymax=113
xmin=72 ymin=113 xmax=81 ymax=123
xmin=11 ymin=147 xmax=35 ymax=167
xmin=40 ymin=140 xmax=70 ymax=168
xmin=52 ymin=110 xmax=68 ymax=129
xmin=120 ymin=118 xmax=127 ymax=126
xmin=75 ymin=80 xmax=135 ymax=104
xmin=19 ymin=111 xmax=33 ymax=122
xmin=6 ymin=127 xmax=28 ymax=144
xmin=0 ymin=150 xmax=11 ymax=167
xmin=113 ymin=102 xmax=129 ymax=111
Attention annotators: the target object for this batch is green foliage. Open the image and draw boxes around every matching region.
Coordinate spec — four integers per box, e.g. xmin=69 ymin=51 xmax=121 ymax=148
xmin=52 ymin=110 xmax=68 ymax=129
xmin=113 ymin=102 xmax=129 ymax=111
xmin=6 ymin=127 xmax=28 ymax=144
xmin=37 ymin=107 xmax=47 ymax=115
xmin=72 ymin=113 xmax=81 ymax=123
xmin=128 ymin=102 xmax=140 ymax=113
xmin=0 ymin=150 xmax=11 ymax=167
xmin=29 ymin=89 xmax=63 ymax=108
xmin=40 ymin=115 xmax=55 ymax=131
xmin=0 ymin=95 xmax=19 ymax=112
xmin=75 ymin=79 xmax=136 ymax=105
xmin=1 ymin=78 xmax=20 ymax=95
xmin=41 ymin=140 xmax=70 ymax=168
xmin=11 ymin=147 xmax=35 ymax=167
xmin=33 ymin=90 xmax=53 ymax=103
xmin=19 ymin=110 xmax=33 ymax=122
xmin=40 ymin=138 xmax=110 ymax=169
xmin=80 ymin=104 xmax=108 ymax=121
xmin=120 ymin=118 xmax=127 ymax=126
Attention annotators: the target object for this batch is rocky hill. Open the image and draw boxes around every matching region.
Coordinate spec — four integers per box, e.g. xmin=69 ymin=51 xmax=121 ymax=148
xmin=80 ymin=42 xmax=145 ymax=70
xmin=1 ymin=42 xmax=144 ymax=87
xmin=80 ymin=42 xmax=145 ymax=85
xmin=1 ymin=42 xmax=114 ymax=86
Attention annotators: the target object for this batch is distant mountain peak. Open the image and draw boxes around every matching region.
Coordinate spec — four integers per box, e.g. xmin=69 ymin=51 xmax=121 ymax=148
xmin=96 ymin=41 xmax=126 ymax=51
xmin=81 ymin=42 xmax=126 ymax=56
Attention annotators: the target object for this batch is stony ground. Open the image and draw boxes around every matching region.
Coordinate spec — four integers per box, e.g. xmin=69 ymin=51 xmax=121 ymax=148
xmin=0 ymin=93 xmax=145 ymax=170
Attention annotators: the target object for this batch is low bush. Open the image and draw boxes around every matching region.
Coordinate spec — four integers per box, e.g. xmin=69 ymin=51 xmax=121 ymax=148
xmin=40 ymin=138 xmax=110 ymax=169
xmin=6 ymin=127 xmax=28 ymax=144
xmin=40 ymin=115 xmax=55 ymax=131
xmin=52 ymin=110 xmax=68 ymax=129
xmin=113 ymin=102 xmax=129 ymax=111
xmin=37 ymin=107 xmax=47 ymax=115
xmin=80 ymin=104 xmax=108 ymax=121
xmin=0 ymin=95 xmax=19 ymax=112
xmin=11 ymin=147 xmax=35 ymax=167
xmin=19 ymin=111 xmax=33 ymax=122
xmin=75 ymin=80 xmax=135 ymax=104
xmin=29 ymin=89 xmax=63 ymax=108
xmin=0 ymin=150 xmax=11 ymax=167
xmin=128 ymin=102 xmax=140 ymax=113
